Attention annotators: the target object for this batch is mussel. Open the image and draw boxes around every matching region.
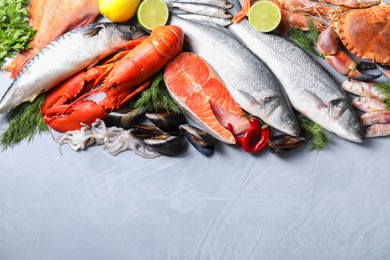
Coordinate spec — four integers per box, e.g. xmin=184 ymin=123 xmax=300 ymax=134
xmin=143 ymin=133 xmax=187 ymax=156
xmin=130 ymin=124 xmax=163 ymax=139
xmin=179 ymin=124 xmax=218 ymax=156
xmin=104 ymin=105 xmax=146 ymax=129
xmin=130 ymin=124 xmax=187 ymax=156
xmin=145 ymin=111 xmax=187 ymax=132
xmin=268 ymin=135 xmax=305 ymax=154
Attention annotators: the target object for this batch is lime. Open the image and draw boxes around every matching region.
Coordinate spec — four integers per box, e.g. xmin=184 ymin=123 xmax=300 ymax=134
xmin=99 ymin=0 xmax=140 ymax=22
xmin=137 ymin=0 xmax=169 ymax=30
xmin=248 ymin=1 xmax=282 ymax=33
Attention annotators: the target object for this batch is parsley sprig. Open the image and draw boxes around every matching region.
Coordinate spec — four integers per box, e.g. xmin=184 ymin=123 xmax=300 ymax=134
xmin=0 ymin=0 xmax=36 ymax=68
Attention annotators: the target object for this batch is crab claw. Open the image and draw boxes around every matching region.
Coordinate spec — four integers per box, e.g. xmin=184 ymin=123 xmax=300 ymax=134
xmin=377 ymin=65 xmax=390 ymax=80
xmin=317 ymin=27 xmax=382 ymax=81
xmin=355 ymin=62 xmax=383 ymax=81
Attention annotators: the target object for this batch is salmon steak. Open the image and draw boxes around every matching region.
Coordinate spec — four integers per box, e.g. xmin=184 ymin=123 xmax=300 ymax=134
xmin=164 ymin=52 xmax=250 ymax=144
xmin=4 ymin=0 xmax=100 ymax=78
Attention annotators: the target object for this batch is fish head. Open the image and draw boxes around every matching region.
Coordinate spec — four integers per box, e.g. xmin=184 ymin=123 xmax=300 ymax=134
xmin=109 ymin=24 xmax=148 ymax=43
xmin=259 ymin=95 xmax=300 ymax=136
xmin=327 ymin=98 xmax=364 ymax=142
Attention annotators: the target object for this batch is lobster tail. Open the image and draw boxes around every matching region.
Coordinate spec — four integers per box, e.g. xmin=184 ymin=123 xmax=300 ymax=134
xmin=151 ymin=26 xmax=185 ymax=60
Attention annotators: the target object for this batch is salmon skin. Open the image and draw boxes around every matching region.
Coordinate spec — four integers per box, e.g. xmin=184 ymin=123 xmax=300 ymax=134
xmin=164 ymin=52 xmax=250 ymax=144
xmin=0 ymin=23 xmax=147 ymax=114
xmin=169 ymin=15 xmax=300 ymax=137
xmin=4 ymin=0 xmax=100 ymax=78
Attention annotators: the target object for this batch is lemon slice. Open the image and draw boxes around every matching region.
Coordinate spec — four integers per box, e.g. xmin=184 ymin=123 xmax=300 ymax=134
xmin=99 ymin=0 xmax=140 ymax=23
xmin=137 ymin=0 xmax=169 ymax=30
xmin=248 ymin=1 xmax=282 ymax=33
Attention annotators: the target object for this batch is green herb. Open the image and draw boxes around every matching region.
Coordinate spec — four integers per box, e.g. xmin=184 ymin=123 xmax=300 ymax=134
xmin=376 ymin=82 xmax=390 ymax=101
xmin=0 ymin=0 xmax=36 ymax=68
xmin=307 ymin=20 xmax=320 ymax=44
xmin=135 ymin=72 xmax=182 ymax=114
xmin=289 ymin=20 xmax=322 ymax=57
xmin=298 ymin=114 xmax=332 ymax=152
xmin=0 ymin=94 xmax=48 ymax=151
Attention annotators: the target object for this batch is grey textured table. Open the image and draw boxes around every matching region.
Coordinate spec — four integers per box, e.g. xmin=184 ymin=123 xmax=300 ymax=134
xmin=1 ymin=17 xmax=390 ymax=260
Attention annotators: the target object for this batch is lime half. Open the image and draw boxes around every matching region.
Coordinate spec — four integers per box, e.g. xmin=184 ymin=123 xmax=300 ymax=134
xmin=248 ymin=1 xmax=282 ymax=33
xmin=137 ymin=0 xmax=169 ymax=30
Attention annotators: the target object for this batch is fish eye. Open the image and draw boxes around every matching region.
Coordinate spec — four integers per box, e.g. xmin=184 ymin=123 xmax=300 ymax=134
xmin=349 ymin=119 xmax=360 ymax=128
xmin=282 ymin=114 xmax=292 ymax=123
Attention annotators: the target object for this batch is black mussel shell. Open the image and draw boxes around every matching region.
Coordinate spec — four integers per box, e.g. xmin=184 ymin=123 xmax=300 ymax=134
xmin=179 ymin=124 xmax=218 ymax=156
xmin=145 ymin=112 xmax=187 ymax=132
xmin=268 ymin=135 xmax=305 ymax=153
xmin=104 ymin=107 xmax=146 ymax=129
xmin=130 ymin=124 xmax=164 ymax=139
xmin=143 ymin=133 xmax=187 ymax=156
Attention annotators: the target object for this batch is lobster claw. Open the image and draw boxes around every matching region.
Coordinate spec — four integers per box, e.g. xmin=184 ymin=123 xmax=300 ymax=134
xmin=43 ymin=100 xmax=107 ymax=132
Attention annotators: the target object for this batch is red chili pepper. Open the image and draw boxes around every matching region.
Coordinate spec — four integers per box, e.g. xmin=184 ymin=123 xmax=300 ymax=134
xmin=228 ymin=117 xmax=270 ymax=153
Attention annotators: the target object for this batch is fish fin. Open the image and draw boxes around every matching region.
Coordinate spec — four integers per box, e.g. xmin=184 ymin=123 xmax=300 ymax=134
xmin=82 ymin=24 xmax=104 ymax=37
xmin=4 ymin=48 xmax=38 ymax=78
xmin=328 ymin=98 xmax=348 ymax=119
xmin=304 ymin=89 xmax=327 ymax=110
xmin=238 ymin=89 xmax=261 ymax=106
xmin=70 ymin=17 xmax=97 ymax=31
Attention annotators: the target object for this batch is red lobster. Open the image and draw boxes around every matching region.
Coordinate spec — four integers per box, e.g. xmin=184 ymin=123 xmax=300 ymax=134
xmin=42 ymin=25 xmax=184 ymax=132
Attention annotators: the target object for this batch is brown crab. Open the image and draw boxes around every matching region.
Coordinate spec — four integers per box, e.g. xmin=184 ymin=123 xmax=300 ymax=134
xmin=318 ymin=3 xmax=390 ymax=80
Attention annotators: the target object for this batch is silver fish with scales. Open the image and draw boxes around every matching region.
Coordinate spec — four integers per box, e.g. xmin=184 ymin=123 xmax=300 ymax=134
xmin=169 ymin=15 xmax=300 ymax=136
xmin=226 ymin=0 xmax=364 ymax=142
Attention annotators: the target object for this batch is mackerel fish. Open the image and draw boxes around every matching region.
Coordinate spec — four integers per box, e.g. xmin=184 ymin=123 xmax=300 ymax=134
xmin=0 ymin=23 xmax=147 ymax=114
xmin=169 ymin=15 xmax=300 ymax=136
xmin=227 ymin=0 xmax=364 ymax=142
xmin=163 ymin=0 xmax=233 ymax=9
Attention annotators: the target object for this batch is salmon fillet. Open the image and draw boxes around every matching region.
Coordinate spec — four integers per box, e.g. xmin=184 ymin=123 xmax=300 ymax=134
xmin=4 ymin=0 xmax=100 ymax=78
xmin=164 ymin=52 xmax=250 ymax=144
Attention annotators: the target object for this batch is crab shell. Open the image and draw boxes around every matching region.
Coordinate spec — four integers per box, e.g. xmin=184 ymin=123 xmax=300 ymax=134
xmin=336 ymin=5 xmax=390 ymax=66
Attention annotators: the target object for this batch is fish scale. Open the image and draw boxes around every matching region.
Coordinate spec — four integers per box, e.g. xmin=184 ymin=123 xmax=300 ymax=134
xmin=227 ymin=0 xmax=364 ymax=142
xmin=169 ymin=15 xmax=300 ymax=136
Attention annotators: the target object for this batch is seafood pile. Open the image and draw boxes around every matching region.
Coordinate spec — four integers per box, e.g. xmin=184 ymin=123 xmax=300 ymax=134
xmin=56 ymin=107 xmax=220 ymax=157
xmin=0 ymin=0 xmax=389 ymax=158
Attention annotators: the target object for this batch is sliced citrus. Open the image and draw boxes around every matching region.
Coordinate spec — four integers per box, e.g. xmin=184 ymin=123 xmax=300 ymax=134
xmin=99 ymin=0 xmax=140 ymax=23
xmin=137 ymin=0 xmax=169 ymax=30
xmin=248 ymin=1 xmax=282 ymax=33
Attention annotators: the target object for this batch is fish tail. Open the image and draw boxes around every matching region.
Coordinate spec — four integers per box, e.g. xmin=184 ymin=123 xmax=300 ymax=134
xmin=4 ymin=48 xmax=38 ymax=78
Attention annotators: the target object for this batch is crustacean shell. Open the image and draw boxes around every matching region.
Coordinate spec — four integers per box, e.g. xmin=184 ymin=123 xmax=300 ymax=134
xmin=338 ymin=5 xmax=390 ymax=66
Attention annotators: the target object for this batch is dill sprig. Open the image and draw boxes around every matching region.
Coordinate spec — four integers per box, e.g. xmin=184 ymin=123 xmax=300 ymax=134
xmin=288 ymin=20 xmax=322 ymax=57
xmin=298 ymin=114 xmax=332 ymax=152
xmin=0 ymin=94 xmax=48 ymax=150
xmin=0 ymin=0 xmax=36 ymax=67
xmin=135 ymin=72 xmax=182 ymax=114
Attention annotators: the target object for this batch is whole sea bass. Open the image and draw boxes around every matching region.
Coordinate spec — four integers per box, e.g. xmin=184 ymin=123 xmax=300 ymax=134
xmin=228 ymin=0 xmax=364 ymax=142
xmin=169 ymin=15 xmax=300 ymax=136
xmin=0 ymin=23 xmax=147 ymax=114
